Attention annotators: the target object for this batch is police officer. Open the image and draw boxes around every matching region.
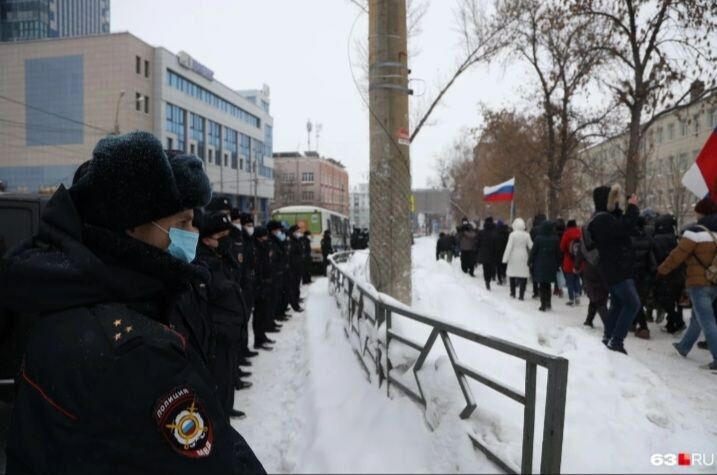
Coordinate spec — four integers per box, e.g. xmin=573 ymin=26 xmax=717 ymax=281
xmin=252 ymin=226 xmax=275 ymax=350
xmin=230 ymin=210 xmax=260 ymax=364
xmin=193 ymin=211 xmax=252 ymax=422
xmin=288 ymin=225 xmax=305 ymax=312
xmin=267 ymin=221 xmax=289 ymax=327
xmin=0 ymin=132 xmax=264 ymax=474
xmin=302 ymin=230 xmax=313 ymax=284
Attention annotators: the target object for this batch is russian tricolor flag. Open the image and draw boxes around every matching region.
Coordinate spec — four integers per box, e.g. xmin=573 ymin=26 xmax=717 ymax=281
xmin=483 ymin=177 xmax=515 ymax=203
xmin=682 ymin=127 xmax=717 ymax=198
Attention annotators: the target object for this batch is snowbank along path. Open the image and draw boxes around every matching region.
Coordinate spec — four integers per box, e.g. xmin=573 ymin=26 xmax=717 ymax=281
xmin=235 ymin=236 xmax=716 ymax=473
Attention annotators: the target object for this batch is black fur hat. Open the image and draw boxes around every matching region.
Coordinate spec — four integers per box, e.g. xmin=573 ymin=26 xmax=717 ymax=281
xmin=240 ymin=213 xmax=254 ymax=225
xmin=169 ymin=154 xmax=212 ymax=211
xmin=254 ymin=226 xmax=269 ymax=239
xmin=266 ymin=220 xmax=283 ymax=232
xmin=70 ymin=131 xmax=182 ymax=231
xmin=230 ymin=208 xmax=242 ymax=221
xmin=197 ymin=211 xmax=233 ymax=238
xmin=206 ymin=196 xmax=232 ymax=212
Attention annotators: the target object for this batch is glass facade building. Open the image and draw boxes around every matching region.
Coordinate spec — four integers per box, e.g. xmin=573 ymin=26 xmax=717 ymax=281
xmin=0 ymin=0 xmax=110 ymax=42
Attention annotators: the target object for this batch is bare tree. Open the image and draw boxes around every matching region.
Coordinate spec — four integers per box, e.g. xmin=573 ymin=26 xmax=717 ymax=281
xmin=348 ymin=0 xmax=507 ymax=142
xmin=501 ymin=0 xmax=608 ymax=217
xmin=571 ymin=0 xmax=717 ymax=196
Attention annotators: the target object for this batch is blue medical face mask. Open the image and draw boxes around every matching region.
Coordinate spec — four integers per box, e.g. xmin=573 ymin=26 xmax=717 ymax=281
xmin=153 ymin=222 xmax=199 ymax=263
xmin=275 ymin=231 xmax=286 ymax=242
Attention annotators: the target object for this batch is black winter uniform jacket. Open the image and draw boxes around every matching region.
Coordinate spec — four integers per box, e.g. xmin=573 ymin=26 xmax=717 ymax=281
xmin=0 ymin=186 xmax=264 ymax=475
xmin=588 ymin=203 xmax=640 ymax=287
xmin=194 ymin=244 xmax=247 ymax=342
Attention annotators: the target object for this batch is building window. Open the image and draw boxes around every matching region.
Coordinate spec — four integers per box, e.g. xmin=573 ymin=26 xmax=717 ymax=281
xmin=240 ymin=158 xmax=244 ymax=170
xmin=208 ymin=149 xmax=213 ymax=164
xmin=302 ymin=191 xmax=314 ymax=201
xmin=694 ymin=114 xmax=701 ymax=135
xmin=144 ymin=60 xmax=149 ymax=78
xmin=208 ymin=121 xmax=221 ymax=160
xmin=224 ymin=128 xmax=238 ymax=169
xmin=240 ymin=133 xmax=250 ymax=163
xmin=681 ymin=119 xmax=688 ymax=137
xmin=656 ymin=127 xmax=663 ymax=144
xmin=190 ymin=113 xmax=206 ymax=160
xmin=136 ymin=56 xmax=141 ymax=74
xmin=166 ymin=69 xmax=261 ymax=129
xmin=165 ymin=102 xmax=186 ymax=152
xmin=302 ymin=172 xmax=314 ymax=183
xmin=667 ymin=123 xmax=674 ymax=141
xmin=135 ymin=92 xmax=142 ymax=111
xmin=144 ymin=95 xmax=149 ymax=114
xmin=711 ymin=109 xmax=717 ymax=128
xmin=167 ymin=137 xmax=173 ymax=150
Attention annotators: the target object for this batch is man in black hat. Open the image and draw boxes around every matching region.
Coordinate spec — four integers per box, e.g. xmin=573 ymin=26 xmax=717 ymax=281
xmin=288 ymin=225 xmax=305 ymax=313
xmin=194 ymin=210 xmax=252 ymax=421
xmin=252 ymin=226 xmax=275 ymax=350
xmin=267 ymin=221 xmax=289 ymax=327
xmin=302 ymin=230 xmax=313 ymax=284
xmin=0 ymin=132 xmax=264 ymax=474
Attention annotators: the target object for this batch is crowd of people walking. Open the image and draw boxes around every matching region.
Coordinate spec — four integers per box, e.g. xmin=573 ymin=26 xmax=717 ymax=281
xmin=438 ymin=184 xmax=717 ymax=371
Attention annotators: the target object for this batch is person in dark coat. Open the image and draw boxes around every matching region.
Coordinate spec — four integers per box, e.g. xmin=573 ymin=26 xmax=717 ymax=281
xmin=477 ymin=217 xmax=499 ymax=290
xmin=529 ymin=220 xmax=561 ymax=311
xmin=651 ymin=214 xmax=686 ymax=334
xmin=575 ymin=239 xmax=608 ymax=328
xmin=194 ymin=211 xmax=252 ymax=421
xmin=631 ymin=217 xmax=657 ymax=339
xmin=252 ymin=226 xmax=275 ymax=351
xmin=288 ymin=225 xmax=305 ymax=312
xmin=267 ymin=221 xmax=290 ymax=326
xmin=495 ymin=220 xmax=510 ymax=285
xmin=457 ymin=218 xmax=478 ymax=276
xmin=0 ymin=132 xmax=264 ymax=474
xmin=321 ymin=229 xmax=333 ymax=275
xmin=302 ymin=230 xmax=313 ymax=284
xmin=587 ymin=184 xmax=640 ymax=354
xmin=530 ymin=213 xmax=547 ymax=298
xmin=436 ymin=231 xmax=454 ymax=262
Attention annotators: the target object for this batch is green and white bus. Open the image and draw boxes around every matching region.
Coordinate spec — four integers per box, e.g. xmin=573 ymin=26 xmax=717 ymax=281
xmin=271 ymin=206 xmax=350 ymax=263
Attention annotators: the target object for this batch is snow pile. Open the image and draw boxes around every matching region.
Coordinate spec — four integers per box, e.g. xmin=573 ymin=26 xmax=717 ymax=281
xmin=236 ymin=279 xmax=495 ymax=473
xmin=339 ymin=237 xmax=717 ymax=474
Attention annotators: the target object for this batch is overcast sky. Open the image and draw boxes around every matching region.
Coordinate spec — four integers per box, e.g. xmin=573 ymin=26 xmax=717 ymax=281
xmin=112 ymin=0 xmax=530 ymax=189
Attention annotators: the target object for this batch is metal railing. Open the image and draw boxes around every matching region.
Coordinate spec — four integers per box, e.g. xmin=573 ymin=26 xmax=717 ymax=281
xmin=327 ymin=252 xmax=569 ymax=475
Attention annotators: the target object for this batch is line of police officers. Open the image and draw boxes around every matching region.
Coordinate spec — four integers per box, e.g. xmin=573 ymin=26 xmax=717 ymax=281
xmin=0 ymin=132 xmax=329 ymax=474
xmin=192 ymin=194 xmax=315 ymax=421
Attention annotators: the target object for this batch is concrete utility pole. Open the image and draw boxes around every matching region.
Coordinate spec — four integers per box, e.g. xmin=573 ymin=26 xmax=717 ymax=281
xmin=368 ymin=0 xmax=412 ymax=304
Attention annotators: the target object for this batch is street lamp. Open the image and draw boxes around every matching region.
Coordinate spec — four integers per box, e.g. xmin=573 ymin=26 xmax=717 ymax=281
xmin=113 ymin=90 xmax=126 ymax=135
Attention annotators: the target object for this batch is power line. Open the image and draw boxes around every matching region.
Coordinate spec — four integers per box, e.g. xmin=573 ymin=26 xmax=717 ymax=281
xmin=0 ymin=94 xmax=111 ymax=133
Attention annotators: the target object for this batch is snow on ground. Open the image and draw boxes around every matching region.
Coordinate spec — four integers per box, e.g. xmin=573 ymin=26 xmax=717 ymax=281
xmin=235 ymin=236 xmax=717 ymax=474
xmin=343 ymin=237 xmax=717 ymax=474
xmin=235 ymin=280 xmax=494 ymax=473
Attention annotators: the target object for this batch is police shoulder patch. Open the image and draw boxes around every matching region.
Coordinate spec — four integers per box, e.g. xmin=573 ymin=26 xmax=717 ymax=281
xmin=154 ymin=386 xmax=214 ymax=458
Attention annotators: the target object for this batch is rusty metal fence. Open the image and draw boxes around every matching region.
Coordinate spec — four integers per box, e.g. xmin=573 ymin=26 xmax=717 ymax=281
xmin=327 ymin=251 xmax=569 ymax=474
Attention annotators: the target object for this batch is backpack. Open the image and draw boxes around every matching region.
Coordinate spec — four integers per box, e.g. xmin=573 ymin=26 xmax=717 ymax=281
xmin=580 ymin=211 xmax=609 ymax=265
xmin=694 ymin=225 xmax=717 ymax=284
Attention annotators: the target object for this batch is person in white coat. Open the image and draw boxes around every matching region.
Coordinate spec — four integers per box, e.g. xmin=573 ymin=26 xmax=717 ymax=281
xmin=502 ymin=218 xmax=533 ymax=300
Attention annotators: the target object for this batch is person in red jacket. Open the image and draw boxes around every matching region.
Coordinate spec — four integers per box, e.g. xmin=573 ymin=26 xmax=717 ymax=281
xmin=560 ymin=220 xmax=583 ymax=305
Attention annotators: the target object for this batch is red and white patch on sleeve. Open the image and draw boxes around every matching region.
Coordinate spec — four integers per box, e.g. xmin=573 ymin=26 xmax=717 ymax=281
xmin=153 ymin=386 xmax=214 ymax=458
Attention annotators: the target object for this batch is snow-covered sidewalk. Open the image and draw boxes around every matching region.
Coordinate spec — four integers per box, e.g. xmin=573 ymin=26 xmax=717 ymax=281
xmin=234 ymin=279 xmax=494 ymax=473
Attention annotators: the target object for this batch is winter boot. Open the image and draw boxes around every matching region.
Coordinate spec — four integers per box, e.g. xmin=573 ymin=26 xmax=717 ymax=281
xmin=698 ymin=341 xmax=709 ymax=350
xmin=673 ymin=342 xmax=688 ymax=357
xmin=634 ymin=328 xmax=650 ymax=340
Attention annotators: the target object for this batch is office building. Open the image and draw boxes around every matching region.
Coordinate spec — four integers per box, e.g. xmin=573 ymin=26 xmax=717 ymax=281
xmin=0 ymin=0 xmax=110 ymax=42
xmin=350 ymin=182 xmax=369 ymax=229
xmin=578 ymin=81 xmax=717 ymax=225
xmin=0 ymin=32 xmax=275 ymax=220
xmin=272 ymin=151 xmax=349 ymax=216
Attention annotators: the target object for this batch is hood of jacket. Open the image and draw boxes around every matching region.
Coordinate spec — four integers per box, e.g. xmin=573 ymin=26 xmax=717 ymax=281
xmin=593 ymin=186 xmax=611 ymax=212
xmin=0 ymin=186 xmax=207 ymax=316
xmin=483 ymin=217 xmax=495 ymax=230
xmin=512 ymin=218 xmax=526 ymax=231
xmin=539 ymin=220 xmax=556 ymax=237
